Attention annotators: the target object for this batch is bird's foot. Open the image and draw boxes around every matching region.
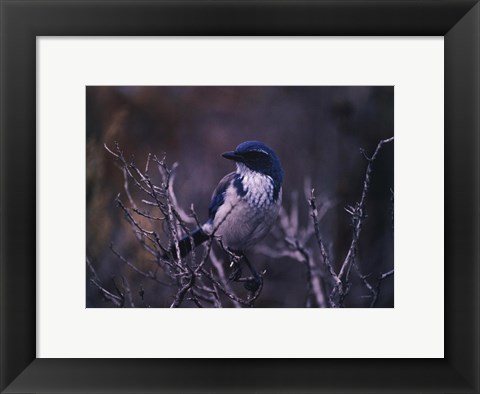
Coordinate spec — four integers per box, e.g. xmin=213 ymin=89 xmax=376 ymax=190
xmin=235 ymin=275 xmax=262 ymax=292
xmin=244 ymin=277 xmax=261 ymax=292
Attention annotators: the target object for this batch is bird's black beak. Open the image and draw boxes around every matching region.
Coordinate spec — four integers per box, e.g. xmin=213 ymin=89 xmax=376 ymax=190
xmin=222 ymin=151 xmax=243 ymax=162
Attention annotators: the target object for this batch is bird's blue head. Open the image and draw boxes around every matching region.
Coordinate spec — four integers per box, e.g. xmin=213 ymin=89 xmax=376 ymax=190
xmin=222 ymin=141 xmax=284 ymax=187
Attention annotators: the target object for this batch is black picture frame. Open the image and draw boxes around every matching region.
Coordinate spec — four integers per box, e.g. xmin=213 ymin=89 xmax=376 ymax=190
xmin=1 ymin=0 xmax=479 ymax=392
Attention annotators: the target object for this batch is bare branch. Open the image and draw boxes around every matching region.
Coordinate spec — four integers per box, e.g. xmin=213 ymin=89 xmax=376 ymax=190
xmin=331 ymin=136 xmax=394 ymax=307
xmin=308 ymin=190 xmax=339 ymax=285
xmin=101 ymin=137 xmax=393 ymax=309
xmin=90 ymin=279 xmax=123 ymax=307
xmin=209 ymin=249 xmax=241 ymax=308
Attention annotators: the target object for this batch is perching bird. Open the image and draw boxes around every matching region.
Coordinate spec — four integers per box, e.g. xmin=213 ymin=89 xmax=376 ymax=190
xmin=169 ymin=141 xmax=283 ymax=283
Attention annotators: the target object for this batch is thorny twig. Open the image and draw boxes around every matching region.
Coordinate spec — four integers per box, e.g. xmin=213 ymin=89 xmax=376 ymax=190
xmin=92 ymin=138 xmax=393 ymax=308
xmin=308 ymin=191 xmax=340 ymax=285
xmin=262 ymin=137 xmax=394 ymax=307
xmin=96 ymin=143 xmax=270 ymax=308
xmin=330 ymin=136 xmax=394 ymax=307
xmin=87 ymin=256 xmax=135 ymax=307
xmin=258 ymin=187 xmax=330 ymax=307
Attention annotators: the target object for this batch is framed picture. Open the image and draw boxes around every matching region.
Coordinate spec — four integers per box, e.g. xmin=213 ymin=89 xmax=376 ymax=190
xmin=1 ymin=0 xmax=478 ymax=392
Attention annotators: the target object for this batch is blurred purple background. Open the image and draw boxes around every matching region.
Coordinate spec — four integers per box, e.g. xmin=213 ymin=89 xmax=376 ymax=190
xmin=86 ymin=86 xmax=394 ymax=307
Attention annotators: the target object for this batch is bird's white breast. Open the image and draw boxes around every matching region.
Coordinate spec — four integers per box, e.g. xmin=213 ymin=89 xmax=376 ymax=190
xmin=204 ymin=165 xmax=282 ymax=251
xmin=237 ymin=163 xmax=276 ymax=209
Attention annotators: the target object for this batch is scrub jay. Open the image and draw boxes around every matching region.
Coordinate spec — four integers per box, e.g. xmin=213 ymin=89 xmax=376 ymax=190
xmin=169 ymin=141 xmax=283 ymax=288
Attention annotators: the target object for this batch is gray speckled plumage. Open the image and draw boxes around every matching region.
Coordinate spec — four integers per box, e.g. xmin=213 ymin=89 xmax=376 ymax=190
xmin=203 ymin=163 xmax=282 ymax=251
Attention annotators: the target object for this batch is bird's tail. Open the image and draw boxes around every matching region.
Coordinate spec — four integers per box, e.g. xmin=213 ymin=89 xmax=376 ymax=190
xmin=166 ymin=227 xmax=209 ymax=259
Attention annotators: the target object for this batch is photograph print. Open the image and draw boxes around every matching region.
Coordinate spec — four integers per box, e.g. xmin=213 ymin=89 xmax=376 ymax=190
xmin=86 ymin=86 xmax=394 ymax=308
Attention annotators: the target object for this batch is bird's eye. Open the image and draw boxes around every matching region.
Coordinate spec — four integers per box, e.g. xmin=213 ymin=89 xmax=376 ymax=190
xmin=244 ymin=151 xmax=267 ymax=160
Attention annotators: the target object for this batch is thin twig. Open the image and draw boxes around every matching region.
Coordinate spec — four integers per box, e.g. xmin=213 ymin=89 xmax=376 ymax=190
xmin=331 ymin=136 xmax=394 ymax=307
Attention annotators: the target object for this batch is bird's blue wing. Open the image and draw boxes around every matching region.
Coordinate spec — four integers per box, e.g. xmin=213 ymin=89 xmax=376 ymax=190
xmin=208 ymin=172 xmax=236 ymax=221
